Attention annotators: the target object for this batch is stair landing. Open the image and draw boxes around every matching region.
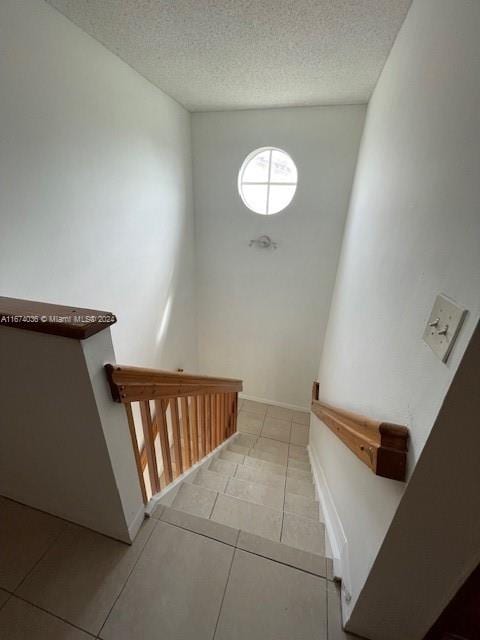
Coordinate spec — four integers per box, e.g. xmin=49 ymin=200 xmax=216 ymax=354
xmin=151 ymin=398 xmax=333 ymax=578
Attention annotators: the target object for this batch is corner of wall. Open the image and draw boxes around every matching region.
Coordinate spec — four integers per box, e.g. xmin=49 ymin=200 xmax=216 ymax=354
xmin=81 ymin=329 xmax=145 ymax=543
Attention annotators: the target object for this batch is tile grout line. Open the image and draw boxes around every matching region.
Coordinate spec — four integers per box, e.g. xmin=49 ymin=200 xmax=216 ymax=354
xmin=279 ymin=418 xmax=292 ymax=543
xmin=96 ymin=518 xmax=159 ymax=638
xmin=236 ymin=546 xmax=329 ymax=580
xmin=159 ymin=518 xmax=237 ymax=550
xmin=211 ymin=546 xmax=238 ymax=640
xmin=13 ymin=521 xmax=68 ymax=594
xmin=7 ymin=593 xmax=97 ymax=638
xmin=208 ymin=491 xmax=220 ymax=520
xmin=0 ymin=591 xmax=12 ymax=614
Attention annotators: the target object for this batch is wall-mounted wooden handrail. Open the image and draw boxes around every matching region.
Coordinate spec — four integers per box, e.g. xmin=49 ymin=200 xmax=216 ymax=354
xmin=311 ymin=382 xmax=409 ymax=482
xmin=0 ymin=296 xmax=116 ymax=339
xmin=106 ymin=364 xmax=242 ymax=504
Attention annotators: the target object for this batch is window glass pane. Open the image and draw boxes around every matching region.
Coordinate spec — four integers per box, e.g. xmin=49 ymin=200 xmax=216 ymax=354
xmin=242 ymin=149 xmax=270 ymax=183
xmin=242 ymin=184 xmax=268 ymax=214
xmin=238 ymin=147 xmax=297 ymax=215
xmin=268 ymin=184 xmax=296 ymax=214
xmin=270 ymin=149 xmax=297 ymax=183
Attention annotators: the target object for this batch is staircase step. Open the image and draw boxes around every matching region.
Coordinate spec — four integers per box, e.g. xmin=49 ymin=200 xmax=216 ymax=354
xmin=237 ymin=531 xmax=327 ymax=578
xmin=247 ymin=448 xmax=288 ymax=466
xmin=209 ymin=458 xmax=237 ymax=477
xmin=224 ymin=476 xmax=284 ymax=511
xmin=237 ymin=413 xmax=263 ymax=435
xmin=287 ymin=458 xmax=311 ymax=472
xmin=191 ymin=468 xmax=228 ymax=492
xmin=170 ymin=482 xmax=217 ymax=519
xmin=284 ymin=493 xmax=320 ymax=521
xmin=233 ymin=433 xmax=258 ymax=448
xmin=157 ymin=506 xmax=332 ymax=579
xmin=255 ymin=436 xmax=290 ymax=456
xmin=286 ymin=467 xmax=313 ymax=482
xmin=148 ymin=403 xmax=329 ymax=566
xmin=282 ymin=512 xmax=326 ymax=556
xmin=211 ymin=493 xmax=282 ymax=542
xmin=285 ymin=476 xmax=315 ymax=499
xmin=218 ymin=449 xmax=245 ymax=464
xmin=227 ymin=443 xmax=251 ymax=456
xmin=235 ymin=464 xmax=286 ymax=489
xmin=243 ymin=455 xmax=286 ymax=476
xmin=159 ymin=505 xmax=239 ymax=546
xmin=288 ymin=444 xmax=309 ymax=462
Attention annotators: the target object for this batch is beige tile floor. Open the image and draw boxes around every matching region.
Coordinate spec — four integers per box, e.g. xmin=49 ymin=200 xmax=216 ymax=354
xmin=0 ymin=399 xmax=354 ymax=639
xmin=0 ymin=497 xmax=352 ymax=639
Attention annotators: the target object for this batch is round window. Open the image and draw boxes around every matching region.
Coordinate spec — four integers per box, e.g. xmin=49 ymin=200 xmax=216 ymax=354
xmin=238 ymin=147 xmax=298 ymax=215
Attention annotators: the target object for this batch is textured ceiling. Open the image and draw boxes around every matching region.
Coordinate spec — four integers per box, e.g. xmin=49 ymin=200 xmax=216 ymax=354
xmin=46 ymin=0 xmax=412 ymax=112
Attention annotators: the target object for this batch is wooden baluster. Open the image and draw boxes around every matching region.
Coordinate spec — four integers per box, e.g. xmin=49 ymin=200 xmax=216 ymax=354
xmin=216 ymin=394 xmax=222 ymax=444
xmin=197 ymin=395 xmax=204 ymax=457
xmin=225 ymin=393 xmax=230 ymax=437
xmin=210 ymin=394 xmax=216 ymax=450
xmin=213 ymin=394 xmax=218 ymax=447
xmin=198 ymin=395 xmax=207 ymax=457
xmin=124 ymin=403 xmax=147 ymax=504
xmin=204 ymin=395 xmax=209 ymax=451
xmin=219 ymin=393 xmax=226 ymax=444
xmin=154 ymin=399 xmax=173 ymax=486
xmin=228 ymin=393 xmax=234 ymax=435
xmin=232 ymin=393 xmax=238 ymax=435
xmin=225 ymin=393 xmax=230 ymax=438
xmin=205 ymin=394 xmax=210 ymax=451
xmin=140 ymin=400 xmax=160 ymax=495
xmin=232 ymin=393 xmax=237 ymax=434
xmin=180 ymin=396 xmax=192 ymax=469
xmin=226 ymin=394 xmax=230 ymax=438
xmin=170 ymin=398 xmax=183 ymax=476
xmin=203 ymin=394 xmax=209 ymax=453
xmin=190 ymin=395 xmax=199 ymax=463
xmin=223 ymin=394 xmax=227 ymax=440
xmin=216 ymin=394 xmax=222 ymax=447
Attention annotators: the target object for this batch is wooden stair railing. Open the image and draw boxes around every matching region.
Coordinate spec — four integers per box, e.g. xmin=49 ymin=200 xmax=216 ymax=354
xmin=105 ymin=365 xmax=243 ymax=503
xmin=311 ymin=381 xmax=409 ymax=482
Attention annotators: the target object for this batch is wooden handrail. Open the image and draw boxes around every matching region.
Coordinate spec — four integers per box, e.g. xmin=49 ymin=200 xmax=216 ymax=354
xmin=106 ymin=364 xmax=243 ymax=504
xmin=0 ymin=296 xmax=116 ymax=339
xmin=311 ymin=382 xmax=409 ymax=482
xmin=105 ymin=364 xmax=242 ymax=403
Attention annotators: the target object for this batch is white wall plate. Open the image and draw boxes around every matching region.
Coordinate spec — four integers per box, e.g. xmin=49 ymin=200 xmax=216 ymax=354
xmin=423 ymin=294 xmax=467 ymax=363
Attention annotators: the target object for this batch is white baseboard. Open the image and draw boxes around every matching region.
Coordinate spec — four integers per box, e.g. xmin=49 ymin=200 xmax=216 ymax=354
xmin=308 ymin=442 xmax=352 ymax=600
xmin=239 ymin=393 xmax=309 ymax=413
xmin=145 ymin=433 xmax=237 ymax=516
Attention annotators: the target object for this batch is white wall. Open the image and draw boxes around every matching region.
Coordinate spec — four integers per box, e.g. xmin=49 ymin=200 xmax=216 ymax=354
xmin=192 ymin=107 xmax=365 ymax=408
xmin=0 ymin=327 xmax=144 ymax=543
xmin=348 ymin=321 xmax=480 ymax=639
xmin=311 ymin=0 xmax=480 ymax=625
xmin=0 ymin=0 xmax=197 ymax=372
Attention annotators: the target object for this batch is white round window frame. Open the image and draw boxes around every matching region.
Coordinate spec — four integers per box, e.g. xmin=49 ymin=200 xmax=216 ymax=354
xmin=237 ymin=146 xmax=298 ymax=216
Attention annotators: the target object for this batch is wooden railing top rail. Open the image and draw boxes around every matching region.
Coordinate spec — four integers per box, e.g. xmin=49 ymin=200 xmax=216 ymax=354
xmin=105 ymin=364 xmax=243 ymax=403
xmin=0 ymin=296 xmax=116 ymax=340
xmin=311 ymin=382 xmax=409 ymax=482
